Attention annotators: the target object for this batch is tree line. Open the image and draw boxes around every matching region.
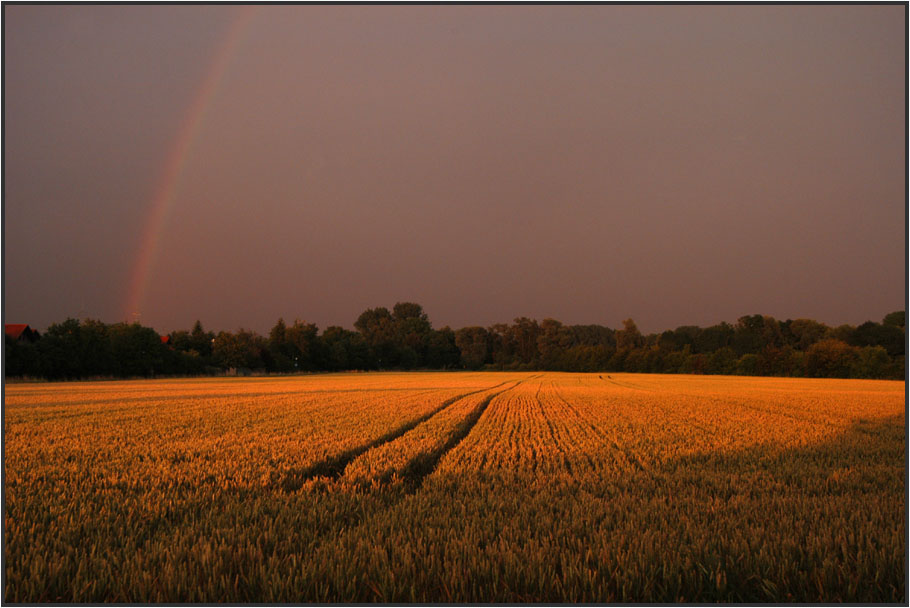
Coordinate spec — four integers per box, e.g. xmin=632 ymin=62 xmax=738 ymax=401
xmin=4 ymin=304 xmax=905 ymax=380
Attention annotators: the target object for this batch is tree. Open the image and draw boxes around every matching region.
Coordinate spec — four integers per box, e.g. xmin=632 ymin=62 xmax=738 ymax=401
xmin=190 ymin=320 xmax=214 ymax=359
xmin=108 ymin=323 xmax=167 ymax=377
xmin=661 ymin=346 xmax=689 ymax=374
xmin=849 ymin=321 xmax=904 ymax=357
xmin=625 ymin=345 xmax=661 ymax=373
xmin=488 ymin=324 xmax=518 ymax=368
xmin=736 ymin=353 xmax=760 ymax=376
xmin=694 ymin=322 xmax=734 ymax=353
xmin=659 ymin=326 xmax=699 ymax=353
xmin=826 ymin=324 xmax=856 ymax=344
xmin=561 ymin=345 xmax=609 ymax=372
xmin=883 ymin=311 xmax=905 ymax=328
xmin=537 ymin=318 xmax=573 ymax=370
xmin=269 ymin=317 xmax=287 ymax=344
xmin=455 ymin=326 xmax=490 ymax=369
xmin=851 ymin=346 xmax=890 ymax=379
xmin=733 ymin=315 xmax=782 ymax=355
xmin=5 ymin=335 xmax=40 ymax=377
xmin=286 ymin=320 xmax=323 ymax=371
xmin=426 ymin=327 xmax=460 ymax=369
xmin=681 ymin=352 xmax=707 ymax=375
xmin=38 ymin=318 xmax=83 ymax=379
xmin=212 ymin=329 xmax=266 ymax=371
xmin=267 ymin=318 xmax=294 ymax=372
xmin=806 ymin=339 xmax=858 ymax=378
xmin=323 ymin=326 xmax=369 ymax=371
xmin=784 ymin=319 xmax=828 ymax=351
xmin=355 ymin=307 xmax=397 ymax=368
xmin=759 ymin=345 xmax=798 ymax=377
xmin=510 ymin=318 xmax=540 ymax=365
xmin=615 ymin=319 xmax=644 ymax=351
xmin=570 ymin=325 xmax=615 ymax=350
xmin=13 ymin=307 xmax=903 ymax=380
xmin=170 ymin=323 xmax=215 ymax=373
xmin=169 ymin=330 xmax=193 ymax=352
xmin=392 ymin=302 xmax=432 ymax=367
xmin=658 ymin=330 xmax=684 ymax=353
xmin=79 ymin=318 xmax=114 ymax=376
xmin=707 ymin=347 xmax=737 ymax=375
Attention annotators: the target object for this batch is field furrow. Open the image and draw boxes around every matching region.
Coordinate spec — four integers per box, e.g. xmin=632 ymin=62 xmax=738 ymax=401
xmin=340 ymin=380 xmax=521 ymax=488
xmin=282 ymin=379 xmax=515 ymax=489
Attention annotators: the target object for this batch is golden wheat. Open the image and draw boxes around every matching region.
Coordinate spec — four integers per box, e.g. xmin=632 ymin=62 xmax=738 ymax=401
xmin=4 ymin=372 xmax=905 ymax=601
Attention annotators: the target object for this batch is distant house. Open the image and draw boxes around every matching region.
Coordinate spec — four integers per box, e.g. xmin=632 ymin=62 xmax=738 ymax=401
xmin=5 ymin=324 xmax=39 ymax=342
xmin=160 ymin=335 xmax=171 ymax=346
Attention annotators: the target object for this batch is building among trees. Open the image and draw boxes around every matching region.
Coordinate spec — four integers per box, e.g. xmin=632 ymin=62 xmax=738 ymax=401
xmin=4 ymin=324 xmax=39 ymax=342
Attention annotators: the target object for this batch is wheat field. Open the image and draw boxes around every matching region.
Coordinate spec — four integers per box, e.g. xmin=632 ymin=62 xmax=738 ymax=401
xmin=4 ymin=372 xmax=905 ymax=602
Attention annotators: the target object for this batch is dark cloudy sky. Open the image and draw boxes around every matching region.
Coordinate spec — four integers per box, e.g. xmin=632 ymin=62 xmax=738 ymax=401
xmin=4 ymin=5 xmax=905 ymax=334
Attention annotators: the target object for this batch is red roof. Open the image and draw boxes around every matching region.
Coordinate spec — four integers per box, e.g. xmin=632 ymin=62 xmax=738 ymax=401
xmin=160 ymin=335 xmax=170 ymax=344
xmin=5 ymin=324 xmax=30 ymax=339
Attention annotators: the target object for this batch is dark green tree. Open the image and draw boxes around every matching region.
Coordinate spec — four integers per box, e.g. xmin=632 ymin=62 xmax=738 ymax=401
xmin=806 ymin=339 xmax=859 ymax=378
xmin=323 ymin=326 xmax=369 ymax=371
xmin=537 ymin=318 xmax=573 ymax=370
xmin=212 ymin=329 xmax=266 ymax=371
xmin=693 ymin=322 xmax=734 ymax=353
xmin=615 ymin=318 xmax=644 ymax=352
xmin=392 ymin=302 xmax=432 ymax=368
xmin=267 ymin=318 xmax=294 ymax=372
xmin=108 ymin=323 xmax=168 ymax=377
xmin=659 ymin=326 xmax=699 ymax=353
xmin=783 ymin=319 xmax=828 ymax=351
xmin=488 ymin=324 xmax=517 ymax=368
xmin=510 ymin=317 xmax=540 ymax=366
xmin=570 ymin=324 xmax=615 ymax=349
xmin=78 ymin=318 xmax=114 ymax=376
xmin=735 ymin=353 xmax=760 ymax=376
xmin=426 ymin=327 xmax=460 ymax=369
xmin=190 ymin=320 xmax=215 ymax=359
xmin=286 ymin=320 xmax=323 ymax=371
xmin=851 ymin=346 xmax=890 ymax=379
xmin=826 ymin=324 xmax=856 ymax=344
xmin=455 ymin=326 xmax=490 ymax=369
xmin=355 ymin=307 xmax=397 ymax=368
xmin=706 ymin=347 xmax=737 ymax=375
xmin=4 ymin=335 xmax=40 ymax=377
xmin=733 ymin=315 xmax=782 ymax=356
xmin=883 ymin=311 xmax=905 ymax=328
xmin=850 ymin=321 xmax=904 ymax=357
xmin=37 ymin=318 xmax=83 ymax=379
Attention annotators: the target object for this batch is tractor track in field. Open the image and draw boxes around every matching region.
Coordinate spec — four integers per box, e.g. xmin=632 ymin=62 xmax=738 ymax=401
xmin=273 ymin=376 xmax=538 ymax=552
xmin=335 ymin=374 xmax=543 ymax=493
xmin=394 ymin=377 xmax=536 ymax=493
xmin=276 ymin=381 xmax=513 ymax=492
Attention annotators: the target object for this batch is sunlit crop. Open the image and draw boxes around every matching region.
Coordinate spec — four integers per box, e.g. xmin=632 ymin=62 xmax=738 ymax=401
xmin=4 ymin=372 xmax=905 ymax=602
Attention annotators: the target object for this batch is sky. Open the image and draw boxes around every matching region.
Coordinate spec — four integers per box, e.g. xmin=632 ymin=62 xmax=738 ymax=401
xmin=3 ymin=5 xmax=906 ymax=335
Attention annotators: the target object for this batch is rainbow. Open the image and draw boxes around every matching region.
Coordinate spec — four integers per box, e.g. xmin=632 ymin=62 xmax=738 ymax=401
xmin=124 ymin=7 xmax=256 ymax=323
